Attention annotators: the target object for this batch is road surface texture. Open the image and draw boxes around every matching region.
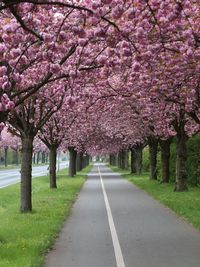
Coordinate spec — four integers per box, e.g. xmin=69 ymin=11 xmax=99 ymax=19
xmin=44 ymin=163 xmax=200 ymax=267
xmin=0 ymin=162 xmax=68 ymax=189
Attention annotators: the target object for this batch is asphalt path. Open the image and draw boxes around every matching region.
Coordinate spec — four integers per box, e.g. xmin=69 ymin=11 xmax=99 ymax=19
xmin=44 ymin=163 xmax=200 ymax=267
xmin=0 ymin=161 xmax=68 ymax=189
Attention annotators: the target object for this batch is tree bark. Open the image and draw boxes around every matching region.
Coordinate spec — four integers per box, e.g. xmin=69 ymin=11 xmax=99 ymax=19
xmin=130 ymin=145 xmax=143 ymax=174
xmin=130 ymin=148 xmax=136 ymax=173
xmin=160 ymin=138 xmax=172 ymax=183
xmin=124 ymin=150 xmax=129 ymax=169
xmin=149 ymin=137 xmax=158 ymax=180
xmin=118 ymin=150 xmax=129 ymax=169
xmin=12 ymin=149 xmax=18 ymax=165
xmin=82 ymin=154 xmax=89 ymax=169
xmin=83 ymin=155 xmax=86 ymax=168
xmin=113 ymin=154 xmax=117 ymax=166
xmin=33 ymin=153 xmax=36 ymax=164
xmin=68 ymin=147 xmax=77 ymax=177
xmin=36 ymin=151 xmax=40 ymax=164
xmin=109 ymin=154 xmax=116 ymax=165
xmin=49 ymin=146 xmax=57 ymax=189
xmin=42 ymin=151 xmax=46 ymax=163
xmin=109 ymin=154 xmax=112 ymax=165
xmin=20 ymin=135 xmax=34 ymax=212
xmin=46 ymin=153 xmax=49 ymax=163
xmin=117 ymin=152 xmax=121 ymax=168
xmin=4 ymin=147 xmax=8 ymax=167
xmin=86 ymin=155 xmax=90 ymax=166
xmin=76 ymin=152 xmax=83 ymax=172
xmin=15 ymin=149 xmax=19 ymax=165
xmin=121 ymin=151 xmax=126 ymax=169
xmin=174 ymin=112 xmax=188 ymax=191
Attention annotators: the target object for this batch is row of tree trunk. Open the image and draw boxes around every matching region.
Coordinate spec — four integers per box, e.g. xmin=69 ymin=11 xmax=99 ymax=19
xmin=48 ymin=146 xmax=90 ymax=190
xmin=109 ymin=133 xmax=188 ymax=192
xmin=0 ymin=148 xmax=49 ymax=168
xmin=32 ymin=151 xmax=49 ymax=164
xmin=20 ymin=138 xmax=89 ymax=213
xmin=68 ymin=147 xmax=90 ymax=177
xmin=148 ymin=135 xmax=188 ymax=192
xmin=0 ymin=148 xmax=20 ymax=166
xmin=109 ymin=147 xmax=143 ymax=174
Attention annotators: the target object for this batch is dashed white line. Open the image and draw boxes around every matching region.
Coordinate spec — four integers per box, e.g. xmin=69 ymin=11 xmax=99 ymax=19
xmin=98 ymin=165 xmax=126 ymax=267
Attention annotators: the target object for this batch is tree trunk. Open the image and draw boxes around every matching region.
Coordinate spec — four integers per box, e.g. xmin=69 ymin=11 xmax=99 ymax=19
xmin=46 ymin=153 xmax=49 ymax=164
xmin=121 ymin=151 xmax=126 ymax=169
xmin=33 ymin=153 xmax=36 ymax=164
xmin=49 ymin=146 xmax=57 ymax=189
xmin=124 ymin=150 xmax=129 ymax=169
xmin=86 ymin=155 xmax=90 ymax=166
xmin=113 ymin=154 xmax=117 ymax=166
xmin=83 ymin=155 xmax=89 ymax=168
xmin=83 ymin=155 xmax=86 ymax=168
xmin=36 ymin=151 xmax=40 ymax=164
xmin=130 ymin=145 xmax=143 ymax=174
xmin=15 ymin=149 xmax=19 ymax=165
xmin=149 ymin=137 xmax=158 ymax=180
xmin=174 ymin=113 xmax=188 ymax=191
xmin=109 ymin=154 xmax=116 ymax=165
xmin=42 ymin=151 xmax=46 ymax=163
xmin=76 ymin=152 xmax=83 ymax=172
xmin=4 ymin=147 xmax=8 ymax=167
xmin=82 ymin=154 xmax=89 ymax=169
xmin=119 ymin=150 xmax=129 ymax=169
xmin=12 ymin=149 xmax=18 ymax=165
xmin=68 ymin=147 xmax=77 ymax=177
xmin=109 ymin=154 xmax=112 ymax=165
xmin=117 ymin=152 xmax=121 ymax=168
xmin=160 ymin=139 xmax=171 ymax=183
xmin=131 ymin=148 xmax=136 ymax=173
xmin=20 ymin=135 xmax=34 ymax=212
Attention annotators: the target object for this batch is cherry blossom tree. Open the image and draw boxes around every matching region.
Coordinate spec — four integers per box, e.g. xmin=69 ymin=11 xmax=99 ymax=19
xmin=0 ymin=126 xmax=21 ymax=166
xmin=38 ymin=103 xmax=77 ymax=187
xmin=8 ymin=84 xmax=64 ymax=212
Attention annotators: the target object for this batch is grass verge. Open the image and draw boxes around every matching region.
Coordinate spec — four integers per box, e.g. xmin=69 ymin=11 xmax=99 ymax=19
xmin=0 ymin=162 xmax=63 ymax=170
xmin=0 ymin=165 xmax=20 ymax=170
xmin=109 ymin=165 xmax=200 ymax=231
xmin=0 ymin=165 xmax=92 ymax=267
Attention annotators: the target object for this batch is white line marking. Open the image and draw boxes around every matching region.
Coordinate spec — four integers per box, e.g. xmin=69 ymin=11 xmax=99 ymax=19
xmin=98 ymin=165 xmax=126 ymax=267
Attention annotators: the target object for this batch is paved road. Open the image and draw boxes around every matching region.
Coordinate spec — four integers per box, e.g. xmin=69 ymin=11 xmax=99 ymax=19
xmin=0 ymin=161 xmax=68 ymax=189
xmin=44 ymin=163 xmax=200 ymax=267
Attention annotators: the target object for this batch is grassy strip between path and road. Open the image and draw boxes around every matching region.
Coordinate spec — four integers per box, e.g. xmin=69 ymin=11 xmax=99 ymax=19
xmin=109 ymin=165 xmax=200 ymax=232
xmin=0 ymin=165 xmax=92 ymax=267
xmin=0 ymin=162 xmax=60 ymax=171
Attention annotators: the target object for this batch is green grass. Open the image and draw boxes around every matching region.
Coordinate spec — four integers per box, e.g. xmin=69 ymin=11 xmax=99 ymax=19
xmin=0 ymin=165 xmax=92 ymax=267
xmin=110 ymin=165 xmax=200 ymax=231
xmin=0 ymin=165 xmax=20 ymax=170
xmin=0 ymin=162 xmax=67 ymax=171
xmin=0 ymin=163 xmax=53 ymax=170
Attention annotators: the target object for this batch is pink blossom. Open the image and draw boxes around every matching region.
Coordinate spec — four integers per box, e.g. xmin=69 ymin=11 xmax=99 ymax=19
xmin=10 ymin=48 xmax=21 ymax=58
xmin=101 ymin=0 xmax=113 ymax=4
xmin=0 ymin=66 xmax=7 ymax=76
xmin=0 ymin=122 xmax=5 ymax=132
xmin=0 ymin=43 xmax=6 ymax=54
xmin=50 ymin=64 xmax=61 ymax=74
xmin=127 ymin=8 xmax=136 ymax=20
xmin=133 ymin=62 xmax=141 ymax=72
